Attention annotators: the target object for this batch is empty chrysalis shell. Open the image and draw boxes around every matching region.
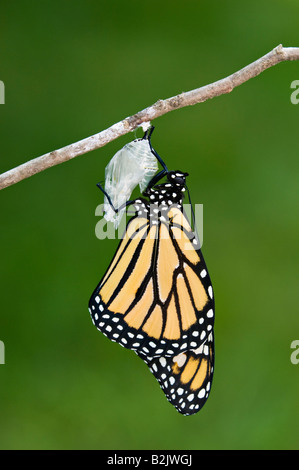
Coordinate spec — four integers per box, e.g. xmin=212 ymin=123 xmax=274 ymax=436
xmin=104 ymin=138 xmax=158 ymax=228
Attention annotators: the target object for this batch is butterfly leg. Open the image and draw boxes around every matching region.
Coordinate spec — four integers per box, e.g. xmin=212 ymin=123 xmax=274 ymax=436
xmin=96 ymin=182 xmax=137 ymax=214
xmin=144 ymin=169 xmax=168 ymax=192
xmin=142 ymin=125 xmax=169 ymax=173
xmin=141 ymin=125 xmax=155 ymax=141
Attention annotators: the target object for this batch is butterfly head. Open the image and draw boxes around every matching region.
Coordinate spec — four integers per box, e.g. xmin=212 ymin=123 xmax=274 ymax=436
xmin=167 ymin=171 xmax=189 ymax=187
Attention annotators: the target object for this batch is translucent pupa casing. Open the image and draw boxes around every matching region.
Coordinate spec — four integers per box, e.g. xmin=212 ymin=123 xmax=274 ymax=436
xmin=104 ymin=138 xmax=158 ymax=228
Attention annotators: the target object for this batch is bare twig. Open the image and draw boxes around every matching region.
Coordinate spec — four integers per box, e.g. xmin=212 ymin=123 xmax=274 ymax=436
xmin=1 ymin=44 xmax=299 ymax=191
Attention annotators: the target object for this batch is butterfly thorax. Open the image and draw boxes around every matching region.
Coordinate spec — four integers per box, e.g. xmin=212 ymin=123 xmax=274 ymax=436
xmin=143 ymin=170 xmax=188 ymax=207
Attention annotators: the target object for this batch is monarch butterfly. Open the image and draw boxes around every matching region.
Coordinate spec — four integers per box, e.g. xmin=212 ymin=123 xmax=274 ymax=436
xmin=89 ymin=127 xmax=215 ymax=415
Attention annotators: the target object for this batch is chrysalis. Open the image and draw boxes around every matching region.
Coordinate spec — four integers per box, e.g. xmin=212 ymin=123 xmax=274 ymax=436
xmin=103 ymin=135 xmax=158 ymax=228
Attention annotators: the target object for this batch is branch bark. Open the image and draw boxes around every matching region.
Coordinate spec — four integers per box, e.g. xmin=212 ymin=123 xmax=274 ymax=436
xmin=1 ymin=44 xmax=299 ymax=191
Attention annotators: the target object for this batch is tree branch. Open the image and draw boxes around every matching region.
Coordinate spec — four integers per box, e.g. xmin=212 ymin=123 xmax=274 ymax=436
xmin=1 ymin=44 xmax=299 ymax=191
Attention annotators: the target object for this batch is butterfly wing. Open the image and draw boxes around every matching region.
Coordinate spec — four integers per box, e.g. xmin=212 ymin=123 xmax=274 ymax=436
xmin=89 ymin=203 xmax=214 ymax=359
xmin=138 ymin=332 xmax=215 ymax=415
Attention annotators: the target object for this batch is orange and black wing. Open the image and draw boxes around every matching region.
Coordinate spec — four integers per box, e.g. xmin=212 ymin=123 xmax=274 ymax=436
xmin=89 ymin=204 xmax=214 ymax=358
xmin=138 ymin=332 xmax=214 ymax=415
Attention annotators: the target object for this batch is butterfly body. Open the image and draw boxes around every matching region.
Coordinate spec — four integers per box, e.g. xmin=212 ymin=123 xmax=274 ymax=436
xmin=89 ymin=135 xmax=215 ymax=415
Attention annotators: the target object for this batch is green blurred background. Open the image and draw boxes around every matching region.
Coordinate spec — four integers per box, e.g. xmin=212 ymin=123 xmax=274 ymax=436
xmin=0 ymin=0 xmax=298 ymax=450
